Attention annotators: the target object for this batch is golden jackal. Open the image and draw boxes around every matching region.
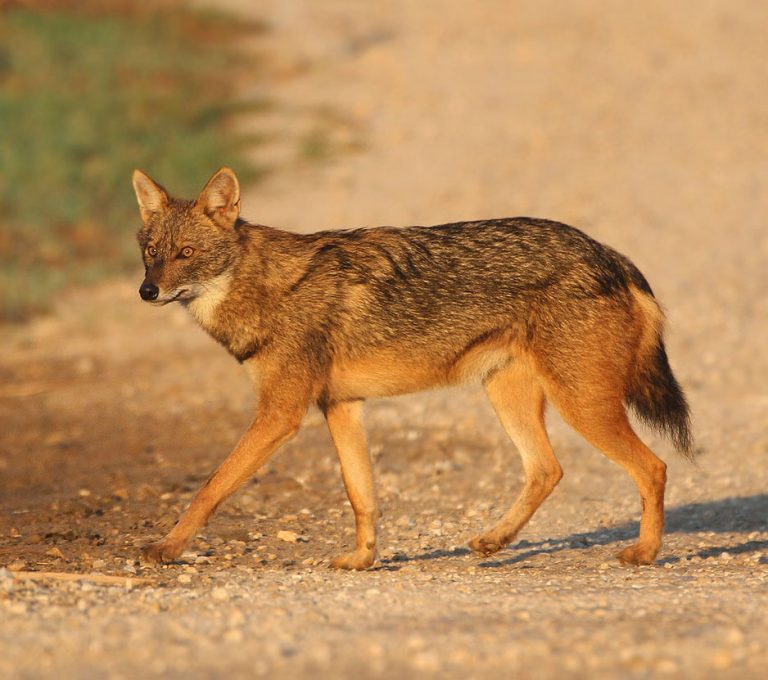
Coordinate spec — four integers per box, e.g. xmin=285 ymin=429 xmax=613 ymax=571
xmin=133 ymin=167 xmax=692 ymax=570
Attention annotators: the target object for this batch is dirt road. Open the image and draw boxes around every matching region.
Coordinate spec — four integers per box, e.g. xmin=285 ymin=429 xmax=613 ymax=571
xmin=1 ymin=1 xmax=767 ymax=677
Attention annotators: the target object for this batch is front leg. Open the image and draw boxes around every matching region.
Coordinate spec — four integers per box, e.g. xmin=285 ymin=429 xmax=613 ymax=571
xmin=141 ymin=392 xmax=307 ymax=564
xmin=325 ymin=399 xmax=378 ymax=570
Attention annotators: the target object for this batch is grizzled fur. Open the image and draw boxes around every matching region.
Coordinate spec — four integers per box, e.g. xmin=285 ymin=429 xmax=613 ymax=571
xmin=133 ymin=167 xmax=692 ymax=571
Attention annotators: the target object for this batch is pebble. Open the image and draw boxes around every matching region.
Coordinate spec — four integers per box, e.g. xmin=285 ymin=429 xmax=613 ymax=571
xmin=229 ymin=609 xmax=246 ymax=626
xmin=411 ymin=651 xmax=441 ymax=672
xmin=7 ymin=602 xmax=27 ymax=615
xmin=212 ymin=587 xmax=229 ymax=602
xmin=711 ymin=651 xmax=733 ymax=670
xmin=224 ymin=629 xmax=244 ymax=643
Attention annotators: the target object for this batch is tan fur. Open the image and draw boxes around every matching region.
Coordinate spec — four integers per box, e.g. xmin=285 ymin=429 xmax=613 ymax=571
xmin=469 ymin=357 xmax=562 ymax=555
xmin=329 ymin=351 xmax=447 ymax=401
xmin=631 ymin=285 xmax=665 ymax=366
xmin=134 ymin=168 xmax=692 ymax=570
xmin=325 ymin=400 xmax=377 ymax=570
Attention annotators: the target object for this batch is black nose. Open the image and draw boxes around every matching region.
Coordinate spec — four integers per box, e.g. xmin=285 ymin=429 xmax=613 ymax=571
xmin=139 ymin=281 xmax=159 ymax=301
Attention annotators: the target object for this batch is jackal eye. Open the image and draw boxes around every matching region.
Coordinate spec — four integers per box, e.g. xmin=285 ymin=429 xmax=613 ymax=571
xmin=179 ymin=246 xmax=195 ymax=258
xmin=145 ymin=245 xmax=157 ymax=257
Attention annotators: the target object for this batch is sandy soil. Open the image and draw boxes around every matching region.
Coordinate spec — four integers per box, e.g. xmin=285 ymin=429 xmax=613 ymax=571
xmin=2 ymin=1 xmax=767 ymax=677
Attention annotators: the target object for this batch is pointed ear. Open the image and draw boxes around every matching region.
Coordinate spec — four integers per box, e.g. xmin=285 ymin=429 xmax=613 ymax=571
xmin=195 ymin=167 xmax=241 ymax=228
xmin=132 ymin=170 xmax=169 ymax=222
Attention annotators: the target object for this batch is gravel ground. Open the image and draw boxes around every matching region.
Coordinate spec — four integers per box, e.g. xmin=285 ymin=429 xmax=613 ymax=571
xmin=2 ymin=1 xmax=767 ymax=678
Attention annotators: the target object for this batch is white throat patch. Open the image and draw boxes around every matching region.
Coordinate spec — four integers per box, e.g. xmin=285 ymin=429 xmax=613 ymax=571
xmin=185 ymin=272 xmax=232 ymax=328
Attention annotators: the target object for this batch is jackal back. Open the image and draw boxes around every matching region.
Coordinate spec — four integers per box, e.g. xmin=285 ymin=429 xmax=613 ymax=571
xmin=134 ymin=168 xmax=691 ymax=455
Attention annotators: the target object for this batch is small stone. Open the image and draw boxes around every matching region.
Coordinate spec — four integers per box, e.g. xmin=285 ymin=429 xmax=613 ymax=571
xmin=212 ymin=587 xmax=229 ymax=601
xmin=76 ymin=357 xmax=95 ymax=374
xmin=656 ymin=659 xmax=679 ymax=674
xmin=8 ymin=601 xmax=27 ymax=614
xmin=412 ymin=651 xmax=440 ymax=672
xmin=277 ymin=530 xmax=299 ymax=543
xmin=92 ymin=559 xmax=106 ymax=569
xmin=711 ymin=651 xmax=733 ymax=670
xmin=78 ymin=489 xmax=91 ymax=497
xmin=7 ymin=560 xmax=25 ymax=571
xmin=224 ymin=629 xmax=244 ymax=643
xmin=46 ymin=547 xmax=67 ymax=560
xmin=177 ymin=574 xmax=192 ymax=584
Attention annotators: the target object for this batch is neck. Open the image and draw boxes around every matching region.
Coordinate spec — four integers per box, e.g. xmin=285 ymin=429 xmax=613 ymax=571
xmin=184 ymin=271 xmax=233 ymax=330
xmin=181 ymin=224 xmax=313 ymax=360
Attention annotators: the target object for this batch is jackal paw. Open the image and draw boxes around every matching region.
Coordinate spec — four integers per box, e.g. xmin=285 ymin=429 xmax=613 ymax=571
xmin=330 ymin=549 xmax=375 ymax=571
xmin=617 ymin=543 xmax=659 ymax=566
xmin=140 ymin=540 xmax=184 ymax=565
xmin=468 ymin=534 xmax=503 ymax=557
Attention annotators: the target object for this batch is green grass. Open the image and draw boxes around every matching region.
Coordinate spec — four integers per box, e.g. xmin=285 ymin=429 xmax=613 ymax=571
xmin=0 ymin=3 xmax=267 ymax=321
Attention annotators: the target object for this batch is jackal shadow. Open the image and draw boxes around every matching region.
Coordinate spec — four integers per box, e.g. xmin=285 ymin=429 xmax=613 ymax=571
xmin=378 ymin=494 xmax=768 ymax=568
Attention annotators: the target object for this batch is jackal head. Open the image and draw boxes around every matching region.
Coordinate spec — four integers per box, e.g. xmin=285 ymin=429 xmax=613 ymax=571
xmin=133 ymin=168 xmax=241 ymax=305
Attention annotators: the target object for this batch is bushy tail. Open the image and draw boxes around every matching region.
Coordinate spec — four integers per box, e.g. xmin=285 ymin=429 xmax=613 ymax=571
xmin=627 ymin=338 xmax=694 ymax=459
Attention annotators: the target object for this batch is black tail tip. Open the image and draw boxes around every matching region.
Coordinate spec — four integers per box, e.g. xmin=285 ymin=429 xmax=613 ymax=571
xmin=672 ymin=412 xmax=695 ymax=461
xmin=628 ymin=343 xmax=694 ymax=460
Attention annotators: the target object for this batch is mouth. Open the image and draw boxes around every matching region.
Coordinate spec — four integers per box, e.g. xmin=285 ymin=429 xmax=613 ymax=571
xmin=151 ymin=289 xmax=190 ymax=306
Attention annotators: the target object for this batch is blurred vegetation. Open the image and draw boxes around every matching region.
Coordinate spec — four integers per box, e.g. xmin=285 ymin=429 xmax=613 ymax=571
xmin=0 ymin=1 xmax=267 ymax=321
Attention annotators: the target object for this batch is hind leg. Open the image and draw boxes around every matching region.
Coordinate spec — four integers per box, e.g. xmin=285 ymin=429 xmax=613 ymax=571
xmin=548 ymin=386 xmax=667 ymax=565
xmin=469 ymin=363 xmax=563 ymax=556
